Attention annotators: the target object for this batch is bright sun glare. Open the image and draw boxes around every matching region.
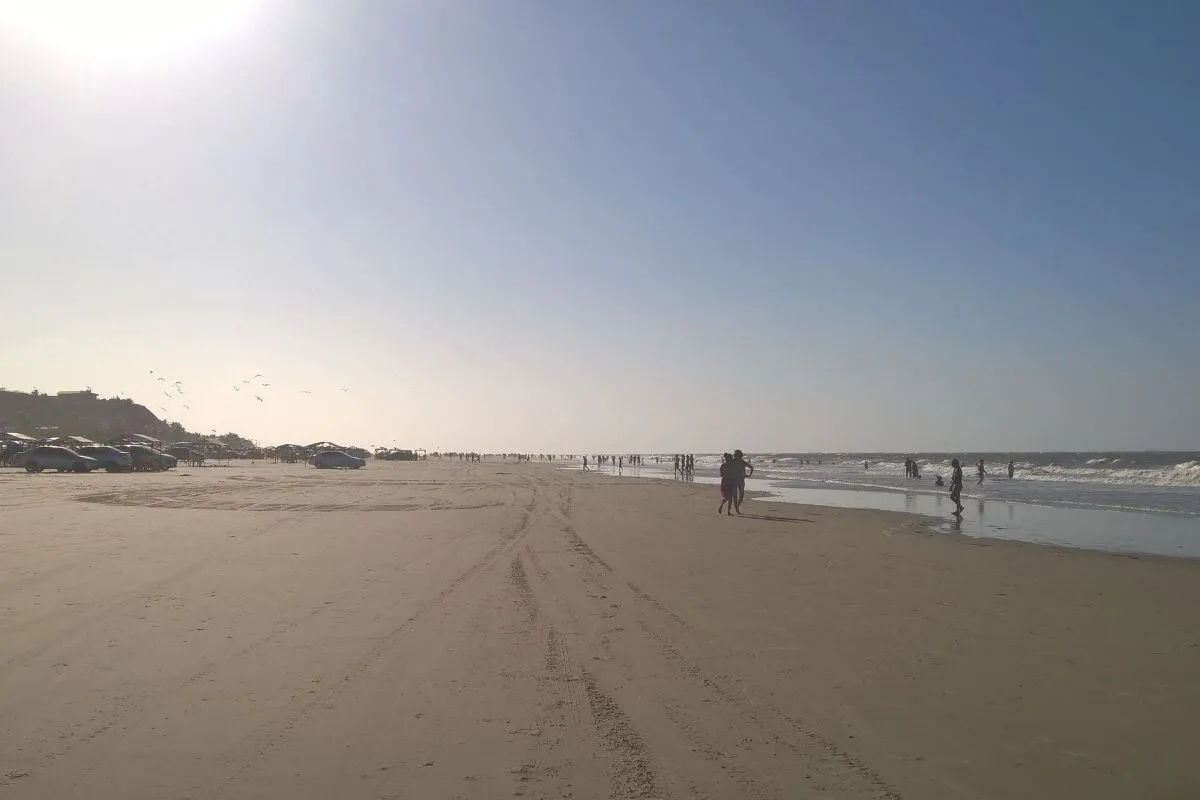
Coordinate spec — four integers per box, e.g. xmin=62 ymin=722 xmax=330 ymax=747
xmin=0 ymin=0 xmax=263 ymax=66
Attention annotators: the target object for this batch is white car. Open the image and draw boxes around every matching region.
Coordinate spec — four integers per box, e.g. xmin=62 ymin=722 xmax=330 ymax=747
xmin=77 ymin=445 xmax=133 ymax=473
xmin=311 ymin=450 xmax=366 ymax=469
xmin=15 ymin=446 xmax=100 ymax=473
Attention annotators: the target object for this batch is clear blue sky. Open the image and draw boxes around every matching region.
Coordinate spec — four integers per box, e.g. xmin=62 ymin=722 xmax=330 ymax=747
xmin=1 ymin=0 xmax=1197 ymax=451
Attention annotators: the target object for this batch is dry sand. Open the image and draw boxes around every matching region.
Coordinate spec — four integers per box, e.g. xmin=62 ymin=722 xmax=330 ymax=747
xmin=1 ymin=461 xmax=1198 ymax=799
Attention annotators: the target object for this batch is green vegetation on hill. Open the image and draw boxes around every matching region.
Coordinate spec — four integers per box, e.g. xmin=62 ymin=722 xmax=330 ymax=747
xmin=0 ymin=389 xmax=249 ymax=446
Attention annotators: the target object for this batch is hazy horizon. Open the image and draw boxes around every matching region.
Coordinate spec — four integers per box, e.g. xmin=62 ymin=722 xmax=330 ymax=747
xmin=4 ymin=1 xmax=1198 ymax=453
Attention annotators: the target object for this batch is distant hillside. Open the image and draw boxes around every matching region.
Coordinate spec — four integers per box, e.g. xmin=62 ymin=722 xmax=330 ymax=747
xmin=0 ymin=389 xmax=191 ymax=443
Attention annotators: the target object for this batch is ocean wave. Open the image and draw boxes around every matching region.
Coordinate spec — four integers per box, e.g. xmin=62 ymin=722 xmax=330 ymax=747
xmin=1020 ymin=463 xmax=1200 ymax=488
xmin=743 ymin=457 xmax=1200 ymax=489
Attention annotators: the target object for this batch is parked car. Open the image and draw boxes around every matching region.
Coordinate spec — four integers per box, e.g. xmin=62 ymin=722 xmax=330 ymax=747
xmin=77 ymin=445 xmax=133 ymax=473
xmin=14 ymin=446 xmax=99 ymax=473
xmin=123 ymin=445 xmax=178 ymax=472
xmin=311 ymin=450 xmax=366 ymax=470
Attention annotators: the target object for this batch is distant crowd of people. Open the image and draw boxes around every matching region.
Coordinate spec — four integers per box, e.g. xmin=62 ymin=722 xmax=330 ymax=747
xmin=580 ymin=454 xmax=644 ymax=471
xmin=443 ymin=450 xmax=1023 ymax=521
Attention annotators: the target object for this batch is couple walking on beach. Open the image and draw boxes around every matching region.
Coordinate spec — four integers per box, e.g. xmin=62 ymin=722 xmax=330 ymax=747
xmin=718 ymin=450 xmax=754 ymax=515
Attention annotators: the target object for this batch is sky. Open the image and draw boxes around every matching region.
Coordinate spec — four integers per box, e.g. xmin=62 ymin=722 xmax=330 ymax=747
xmin=2 ymin=0 xmax=1198 ymax=453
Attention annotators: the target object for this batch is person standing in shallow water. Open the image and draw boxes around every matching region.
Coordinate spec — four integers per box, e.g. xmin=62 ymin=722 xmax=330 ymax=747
xmin=977 ymin=459 xmax=987 ymax=485
xmin=1008 ymin=460 xmax=1015 ymax=479
xmin=950 ymin=459 xmax=965 ymax=515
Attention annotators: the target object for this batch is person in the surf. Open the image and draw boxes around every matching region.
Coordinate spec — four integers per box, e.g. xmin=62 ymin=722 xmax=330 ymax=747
xmin=731 ymin=449 xmax=754 ymax=514
xmin=935 ymin=475 xmax=945 ymax=487
xmin=976 ymin=459 xmax=987 ymax=485
xmin=950 ymin=459 xmax=964 ymax=515
xmin=1008 ymin=460 xmax=1015 ymax=479
xmin=718 ymin=453 xmax=736 ymax=515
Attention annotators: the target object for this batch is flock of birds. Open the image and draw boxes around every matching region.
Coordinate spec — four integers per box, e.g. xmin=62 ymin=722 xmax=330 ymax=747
xmin=143 ymin=370 xmax=411 ymax=451
xmin=147 ymin=370 xmax=353 ymax=423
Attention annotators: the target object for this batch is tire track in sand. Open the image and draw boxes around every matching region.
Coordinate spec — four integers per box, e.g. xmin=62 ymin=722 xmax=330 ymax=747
xmin=210 ymin=475 xmax=546 ymax=792
xmin=5 ymin=475 xmax=541 ymax=793
xmin=527 ymin=469 xmax=904 ymax=799
xmin=510 ymin=540 xmax=668 ymax=800
xmin=507 ymin=474 xmax=672 ymax=800
xmin=3 ymin=501 xmax=511 ymax=791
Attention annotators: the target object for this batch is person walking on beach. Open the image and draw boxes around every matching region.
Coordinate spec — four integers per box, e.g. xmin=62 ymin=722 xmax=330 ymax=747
xmin=976 ymin=459 xmax=987 ymax=485
xmin=582 ymin=455 xmax=589 ymax=471
xmin=718 ymin=453 xmax=736 ymax=515
xmin=950 ymin=459 xmax=964 ymax=515
xmin=732 ymin=449 xmax=754 ymax=514
xmin=1008 ymin=460 xmax=1015 ymax=479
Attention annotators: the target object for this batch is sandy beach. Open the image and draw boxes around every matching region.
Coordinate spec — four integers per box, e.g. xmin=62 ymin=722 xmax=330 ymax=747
xmin=2 ymin=461 xmax=1198 ymax=799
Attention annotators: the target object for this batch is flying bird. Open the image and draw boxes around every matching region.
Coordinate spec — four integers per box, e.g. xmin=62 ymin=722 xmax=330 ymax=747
xmin=157 ymin=377 xmax=165 ymax=382
xmin=300 ymin=390 xmax=312 ymax=394
xmin=241 ymin=380 xmax=251 ymax=384
xmin=341 ymin=388 xmax=350 ymax=392
xmin=162 ymin=391 xmax=172 ymax=398
xmin=183 ymin=405 xmax=190 ymax=410
xmin=253 ymin=374 xmax=264 ymax=378
xmin=255 ymin=396 xmax=263 ymax=402
xmin=233 ymin=386 xmax=240 ymax=392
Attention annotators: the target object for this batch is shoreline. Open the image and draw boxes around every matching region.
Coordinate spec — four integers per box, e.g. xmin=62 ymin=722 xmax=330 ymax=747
xmin=566 ymin=462 xmax=1200 ymax=559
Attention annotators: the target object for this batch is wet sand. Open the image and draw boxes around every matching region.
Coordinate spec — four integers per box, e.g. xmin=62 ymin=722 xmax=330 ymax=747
xmin=2 ymin=461 xmax=1198 ymax=799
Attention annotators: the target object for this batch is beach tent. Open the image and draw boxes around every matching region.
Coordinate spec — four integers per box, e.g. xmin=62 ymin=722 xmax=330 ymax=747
xmin=0 ymin=431 xmax=36 ymax=442
xmin=55 ymin=435 xmax=96 ymax=447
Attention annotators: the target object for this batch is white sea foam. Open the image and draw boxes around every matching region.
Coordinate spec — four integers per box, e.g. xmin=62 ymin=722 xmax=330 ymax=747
xmin=731 ymin=454 xmax=1200 ymax=489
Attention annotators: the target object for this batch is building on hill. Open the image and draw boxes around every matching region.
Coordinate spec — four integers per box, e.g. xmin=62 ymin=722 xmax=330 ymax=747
xmin=56 ymin=390 xmax=98 ymax=399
